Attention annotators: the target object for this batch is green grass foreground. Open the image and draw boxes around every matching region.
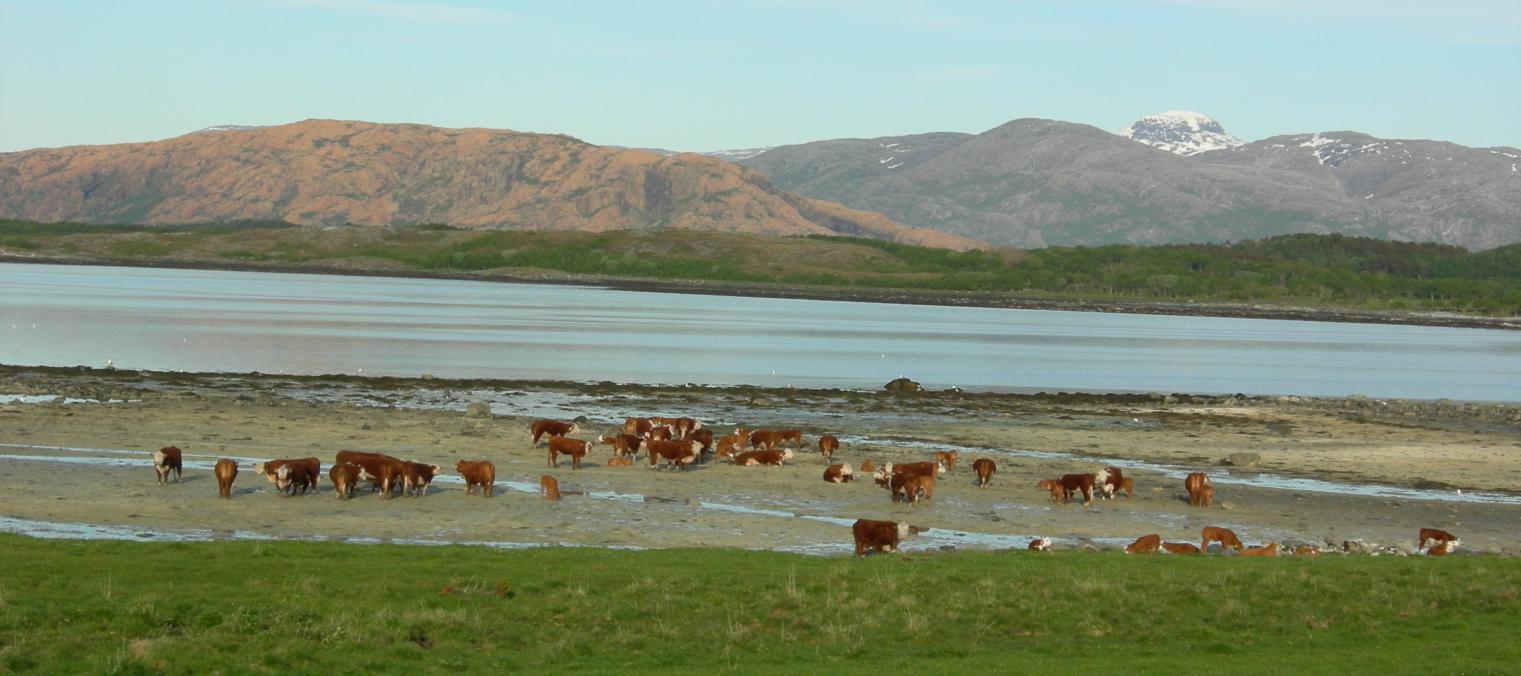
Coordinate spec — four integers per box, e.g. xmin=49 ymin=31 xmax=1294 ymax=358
xmin=2 ymin=536 xmax=1519 ymax=673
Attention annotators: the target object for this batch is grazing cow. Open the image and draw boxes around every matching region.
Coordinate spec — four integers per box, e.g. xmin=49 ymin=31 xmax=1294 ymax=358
xmin=733 ymin=449 xmax=793 ymax=467
xmin=623 ymin=417 xmax=654 ymax=439
xmin=774 ymin=430 xmax=803 ymax=450
xmin=1058 ymin=473 xmax=1095 ymax=506
xmin=818 ymin=435 xmax=840 ymax=462
xmin=890 ymin=471 xmax=936 ymax=504
xmin=1239 ymin=543 xmax=1280 ymax=557
xmin=684 ymin=428 xmax=715 ymax=459
xmin=329 ymin=462 xmax=359 ymax=500
xmin=548 ymin=437 xmax=592 ymax=470
xmin=932 ymin=451 xmax=959 ymax=472
xmin=273 ymin=463 xmax=316 ymax=496
xmin=823 ymin=463 xmax=854 ymax=483
xmin=859 ymin=459 xmax=876 ymax=473
xmin=531 ymin=419 xmax=578 ymax=445
xmin=1197 ymin=485 xmax=1214 ymax=508
xmin=213 ymin=458 xmax=237 ymax=498
xmin=1201 ymin=526 xmax=1244 ymax=554
xmin=606 ymin=456 xmax=634 ymax=467
xmin=1096 ymin=467 xmax=1124 ymax=499
xmin=1036 ymin=479 xmax=1064 ymax=504
xmin=749 ymin=429 xmax=782 ymax=451
xmin=152 ymin=446 xmax=183 ymax=485
xmin=540 ymin=474 xmax=560 ymax=501
xmin=852 ymin=519 xmax=911 ymax=557
xmin=1162 ymin=542 xmax=1201 ymax=555
xmin=254 ymin=457 xmax=322 ymax=495
xmin=1418 ymin=528 xmax=1458 ymax=551
xmin=1117 ymin=477 xmax=1133 ymax=499
xmin=401 ymin=461 xmax=441 ymax=497
xmin=1125 ymin=534 xmax=1162 ymax=555
xmin=336 ymin=451 xmax=400 ymax=497
xmin=1292 ymin=545 xmax=1320 ymax=556
xmin=455 ymin=460 xmax=495 ymax=498
xmin=872 ymin=461 xmax=944 ymax=485
xmin=972 ymin=458 xmax=996 ymax=488
xmin=1185 ymin=472 xmax=1211 ymax=506
xmin=646 ymin=439 xmax=703 ymax=469
xmin=599 ymin=433 xmax=644 ymax=458
xmin=1028 ymin=537 xmax=1053 ymax=552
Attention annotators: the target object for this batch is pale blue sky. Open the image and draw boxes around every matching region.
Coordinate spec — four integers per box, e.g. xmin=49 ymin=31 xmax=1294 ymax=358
xmin=1 ymin=0 xmax=1517 ymax=153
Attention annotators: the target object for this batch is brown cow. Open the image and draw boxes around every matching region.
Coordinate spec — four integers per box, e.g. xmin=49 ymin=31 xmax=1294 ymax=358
xmin=1197 ymin=485 xmax=1214 ymax=508
xmin=733 ymin=449 xmax=793 ymax=467
xmin=401 ymin=461 xmax=441 ymax=497
xmin=859 ymin=459 xmax=876 ymax=473
xmin=890 ymin=472 xmax=935 ymax=505
xmin=651 ymin=416 xmax=701 ymax=438
xmin=531 ymin=419 xmax=578 ymax=445
xmin=623 ymin=417 xmax=654 ymax=439
xmin=1036 ymin=479 xmax=1063 ymax=504
xmin=329 ymin=462 xmax=359 ymax=500
xmin=273 ymin=462 xmax=317 ymax=497
xmin=1426 ymin=540 xmax=1458 ymax=556
xmin=548 ymin=437 xmax=592 ymax=470
xmin=1201 ymin=526 xmax=1244 ymax=554
xmin=749 ymin=429 xmax=782 ymax=450
xmin=823 ymin=463 xmax=854 ymax=484
xmin=1096 ymin=467 xmax=1124 ymax=499
xmin=684 ymin=428 xmax=715 ymax=459
xmin=1185 ymin=472 xmax=1211 ymax=506
xmin=606 ymin=456 xmax=634 ymax=467
xmin=1058 ymin=473 xmax=1095 ymax=506
xmin=1162 ymin=542 xmax=1201 ymax=555
xmin=254 ymin=457 xmax=322 ymax=496
xmin=1292 ymin=545 xmax=1320 ymax=556
xmin=1125 ymin=534 xmax=1162 ymax=554
xmin=152 ymin=446 xmax=183 ymax=485
xmin=1116 ymin=477 xmax=1133 ymax=499
xmin=972 ymin=458 xmax=996 ymax=488
xmin=1418 ymin=528 xmax=1458 ymax=550
xmin=213 ymin=458 xmax=237 ymax=498
xmin=1027 ymin=537 xmax=1053 ymax=552
xmin=599 ymin=433 xmax=644 ymax=458
xmin=853 ymin=519 xmax=911 ymax=557
xmin=540 ymin=474 xmax=560 ymax=501
xmin=818 ymin=435 xmax=840 ymax=462
xmin=646 ymin=439 xmax=703 ymax=469
xmin=873 ymin=462 xmax=943 ymax=486
xmin=336 ymin=451 xmax=400 ymax=497
xmin=647 ymin=426 xmax=674 ymax=442
xmin=1239 ymin=543 xmax=1280 ymax=557
xmin=933 ymin=451 xmax=959 ymax=472
xmin=714 ymin=433 xmax=745 ymax=461
xmin=456 ymin=460 xmax=495 ymax=498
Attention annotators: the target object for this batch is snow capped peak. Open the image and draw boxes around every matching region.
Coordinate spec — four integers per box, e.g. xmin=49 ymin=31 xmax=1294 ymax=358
xmin=1116 ymin=111 xmax=1243 ymax=156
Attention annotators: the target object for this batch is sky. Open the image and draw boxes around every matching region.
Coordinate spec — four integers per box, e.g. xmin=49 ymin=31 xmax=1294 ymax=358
xmin=1 ymin=0 xmax=1518 ymax=153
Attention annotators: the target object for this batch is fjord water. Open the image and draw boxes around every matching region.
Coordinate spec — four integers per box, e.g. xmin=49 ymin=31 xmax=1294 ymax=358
xmin=2 ymin=263 xmax=1518 ymax=401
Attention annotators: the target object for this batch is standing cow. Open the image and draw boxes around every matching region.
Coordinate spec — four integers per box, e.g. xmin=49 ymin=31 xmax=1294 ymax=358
xmin=153 ymin=446 xmax=183 ymax=485
xmin=213 ymin=458 xmax=237 ymax=498
xmin=531 ymin=419 xmax=578 ymax=445
xmin=818 ymin=435 xmax=840 ymax=462
xmin=972 ymin=458 xmax=996 ymax=488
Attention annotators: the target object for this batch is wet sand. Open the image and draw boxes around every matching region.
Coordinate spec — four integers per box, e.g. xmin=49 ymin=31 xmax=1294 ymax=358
xmin=2 ymin=366 xmax=1519 ymax=555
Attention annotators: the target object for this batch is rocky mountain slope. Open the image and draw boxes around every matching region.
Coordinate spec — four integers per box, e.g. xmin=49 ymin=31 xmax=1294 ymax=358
xmin=739 ymin=117 xmax=1521 ymax=249
xmin=0 ymin=120 xmax=979 ymax=250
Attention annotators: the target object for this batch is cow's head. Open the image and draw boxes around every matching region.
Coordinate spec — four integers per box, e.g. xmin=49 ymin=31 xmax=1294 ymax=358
xmin=253 ymin=462 xmax=267 ymax=475
xmin=152 ymin=450 xmax=166 ymax=467
xmin=840 ymin=463 xmax=853 ymax=476
xmin=567 ymin=423 xmax=579 ymax=435
xmin=895 ymin=522 xmax=911 ymax=542
xmin=935 ymin=462 xmax=947 ymax=476
xmin=598 ymin=434 xmax=615 ymax=444
xmin=780 ymin=449 xmax=794 ymax=462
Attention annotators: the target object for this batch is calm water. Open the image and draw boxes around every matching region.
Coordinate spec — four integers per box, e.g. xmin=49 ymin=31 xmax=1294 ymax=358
xmin=2 ymin=263 xmax=1518 ymax=401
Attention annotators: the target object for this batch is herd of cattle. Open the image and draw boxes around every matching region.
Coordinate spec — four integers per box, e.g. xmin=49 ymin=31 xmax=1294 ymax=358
xmin=146 ymin=414 xmax=1462 ymax=559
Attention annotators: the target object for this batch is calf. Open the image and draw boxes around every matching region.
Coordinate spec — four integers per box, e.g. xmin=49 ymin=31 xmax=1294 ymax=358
xmin=455 ymin=460 xmax=495 ymax=498
xmin=1239 ymin=543 xmax=1280 ymax=557
xmin=547 ymin=437 xmax=592 ymax=470
xmin=401 ymin=461 xmax=441 ymax=497
xmin=336 ymin=451 xmax=400 ymax=497
xmin=972 ymin=458 xmax=996 ymax=488
xmin=1036 ymin=479 xmax=1063 ymax=504
xmin=1096 ymin=467 xmax=1124 ymax=499
xmin=823 ymin=463 xmax=854 ymax=484
xmin=1197 ymin=485 xmax=1214 ymax=508
xmin=818 ymin=435 xmax=840 ymax=462
xmin=540 ymin=474 xmax=560 ymax=501
xmin=1058 ymin=473 xmax=1095 ymax=506
xmin=1125 ymin=534 xmax=1162 ymax=554
xmin=329 ymin=462 xmax=359 ymax=500
xmin=1185 ymin=472 xmax=1210 ymax=506
xmin=599 ymin=433 xmax=643 ymax=458
xmin=933 ymin=451 xmax=959 ymax=472
xmin=152 ymin=446 xmax=183 ymax=485
xmin=647 ymin=439 xmax=703 ymax=470
xmin=1201 ymin=526 xmax=1244 ymax=554
xmin=1028 ymin=537 xmax=1053 ymax=552
xmin=733 ymin=449 xmax=793 ymax=467
xmin=852 ymin=519 xmax=911 ymax=557
xmin=606 ymin=456 xmax=634 ymax=467
xmin=1162 ymin=542 xmax=1200 ymax=555
xmin=531 ymin=419 xmax=578 ymax=445
xmin=213 ymin=458 xmax=238 ymax=498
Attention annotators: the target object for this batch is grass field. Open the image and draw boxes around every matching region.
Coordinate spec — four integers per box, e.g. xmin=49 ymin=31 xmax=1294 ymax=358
xmin=2 ymin=535 xmax=1518 ymax=673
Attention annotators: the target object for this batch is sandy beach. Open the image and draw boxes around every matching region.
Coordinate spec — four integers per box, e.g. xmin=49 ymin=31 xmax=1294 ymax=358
xmin=2 ymin=366 xmax=1518 ymax=555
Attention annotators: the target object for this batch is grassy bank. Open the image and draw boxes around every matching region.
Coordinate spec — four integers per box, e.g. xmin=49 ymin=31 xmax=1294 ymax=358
xmin=2 ymin=220 xmax=1519 ymax=317
xmin=2 ymin=536 xmax=1518 ymax=673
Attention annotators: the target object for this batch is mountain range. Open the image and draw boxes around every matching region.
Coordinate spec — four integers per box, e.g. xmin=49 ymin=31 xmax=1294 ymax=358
xmin=737 ymin=114 xmax=1521 ymax=250
xmin=0 ymin=120 xmax=978 ymax=250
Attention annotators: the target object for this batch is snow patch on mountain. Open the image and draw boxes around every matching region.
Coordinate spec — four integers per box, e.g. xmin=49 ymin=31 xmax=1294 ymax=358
xmin=1116 ymin=111 xmax=1244 ymax=156
xmin=705 ymin=147 xmax=771 ymax=161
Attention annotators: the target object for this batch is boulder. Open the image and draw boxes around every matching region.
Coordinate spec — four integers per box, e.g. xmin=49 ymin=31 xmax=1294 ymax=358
xmin=883 ymin=377 xmax=923 ymax=395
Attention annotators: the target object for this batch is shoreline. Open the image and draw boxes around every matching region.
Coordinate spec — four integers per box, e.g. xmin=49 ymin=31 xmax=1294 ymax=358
xmin=5 ymin=253 xmax=1517 ymax=331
